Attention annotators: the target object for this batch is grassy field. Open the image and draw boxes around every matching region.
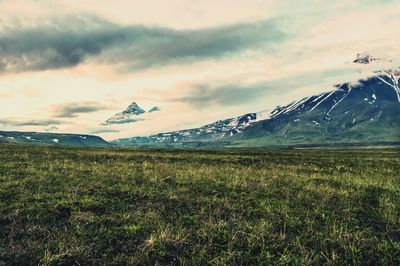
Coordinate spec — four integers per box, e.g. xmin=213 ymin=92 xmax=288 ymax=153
xmin=0 ymin=145 xmax=399 ymax=265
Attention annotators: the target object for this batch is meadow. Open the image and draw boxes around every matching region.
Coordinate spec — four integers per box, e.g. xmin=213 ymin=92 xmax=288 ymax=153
xmin=0 ymin=144 xmax=399 ymax=265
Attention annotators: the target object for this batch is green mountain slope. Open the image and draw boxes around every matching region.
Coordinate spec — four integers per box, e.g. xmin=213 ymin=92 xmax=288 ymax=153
xmin=0 ymin=131 xmax=110 ymax=147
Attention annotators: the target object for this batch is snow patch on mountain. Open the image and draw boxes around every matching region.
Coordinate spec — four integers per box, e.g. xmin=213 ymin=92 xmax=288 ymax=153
xmin=379 ymin=69 xmax=400 ymax=102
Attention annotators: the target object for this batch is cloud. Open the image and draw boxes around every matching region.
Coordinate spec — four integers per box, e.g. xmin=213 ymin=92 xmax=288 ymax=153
xmin=52 ymin=102 xmax=106 ymax=118
xmin=171 ymin=68 xmax=358 ymax=108
xmin=0 ymin=14 xmax=289 ymax=73
xmin=0 ymin=118 xmax=61 ymax=126
xmin=175 ymin=83 xmax=266 ymax=108
xmin=90 ymin=128 xmax=120 ymax=134
xmin=44 ymin=126 xmax=59 ymax=132
xmin=148 ymin=106 xmax=161 ymax=113
xmin=0 ymin=15 xmax=121 ymax=72
xmin=102 ymin=118 xmax=144 ymax=125
xmin=1 ymin=0 xmax=398 ymax=140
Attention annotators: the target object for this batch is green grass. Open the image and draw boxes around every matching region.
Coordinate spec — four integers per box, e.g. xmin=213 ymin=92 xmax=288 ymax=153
xmin=0 ymin=144 xmax=399 ymax=265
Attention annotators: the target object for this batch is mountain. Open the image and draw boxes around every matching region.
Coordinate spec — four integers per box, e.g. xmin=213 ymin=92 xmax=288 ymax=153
xmin=103 ymin=102 xmax=146 ymax=125
xmin=113 ymin=70 xmax=400 ymax=147
xmin=0 ymin=131 xmax=110 ymax=147
xmin=232 ymin=73 xmax=400 ymax=147
xmin=113 ymin=110 xmax=271 ymax=145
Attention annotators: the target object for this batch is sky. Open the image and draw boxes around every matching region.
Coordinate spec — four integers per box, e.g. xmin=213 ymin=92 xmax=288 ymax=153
xmin=0 ymin=0 xmax=399 ymax=140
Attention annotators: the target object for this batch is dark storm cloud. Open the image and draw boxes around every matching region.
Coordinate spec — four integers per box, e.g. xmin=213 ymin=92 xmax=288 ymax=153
xmin=0 ymin=15 xmax=125 ymax=72
xmin=0 ymin=15 xmax=289 ymax=73
xmin=52 ymin=102 xmax=106 ymax=118
xmin=0 ymin=118 xmax=61 ymax=126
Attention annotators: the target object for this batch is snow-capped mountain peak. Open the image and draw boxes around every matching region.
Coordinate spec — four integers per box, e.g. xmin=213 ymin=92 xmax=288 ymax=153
xmin=103 ymin=102 xmax=146 ymax=125
xmin=123 ymin=102 xmax=146 ymax=115
xmin=352 ymin=53 xmax=399 ymax=102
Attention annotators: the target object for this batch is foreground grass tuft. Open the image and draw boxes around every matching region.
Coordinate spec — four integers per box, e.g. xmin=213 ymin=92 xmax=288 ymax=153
xmin=0 ymin=145 xmax=399 ymax=265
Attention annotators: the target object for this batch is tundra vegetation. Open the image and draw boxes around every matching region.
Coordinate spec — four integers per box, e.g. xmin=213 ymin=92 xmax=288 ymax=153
xmin=0 ymin=144 xmax=399 ymax=265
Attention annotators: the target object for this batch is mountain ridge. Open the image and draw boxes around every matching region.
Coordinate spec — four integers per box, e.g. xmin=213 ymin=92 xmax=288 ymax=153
xmin=113 ymin=70 xmax=400 ymax=147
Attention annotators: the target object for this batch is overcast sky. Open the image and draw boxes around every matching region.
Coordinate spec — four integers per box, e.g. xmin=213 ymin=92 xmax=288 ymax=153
xmin=0 ymin=0 xmax=399 ymax=140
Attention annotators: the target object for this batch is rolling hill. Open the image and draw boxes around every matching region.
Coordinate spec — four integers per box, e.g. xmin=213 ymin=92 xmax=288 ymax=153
xmin=0 ymin=131 xmax=110 ymax=147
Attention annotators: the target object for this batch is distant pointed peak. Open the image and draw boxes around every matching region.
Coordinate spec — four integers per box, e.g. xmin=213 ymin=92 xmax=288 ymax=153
xmin=103 ymin=101 xmax=146 ymax=125
xmin=126 ymin=101 xmax=142 ymax=109
xmin=123 ymin=102 xmax=145 ymax=115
